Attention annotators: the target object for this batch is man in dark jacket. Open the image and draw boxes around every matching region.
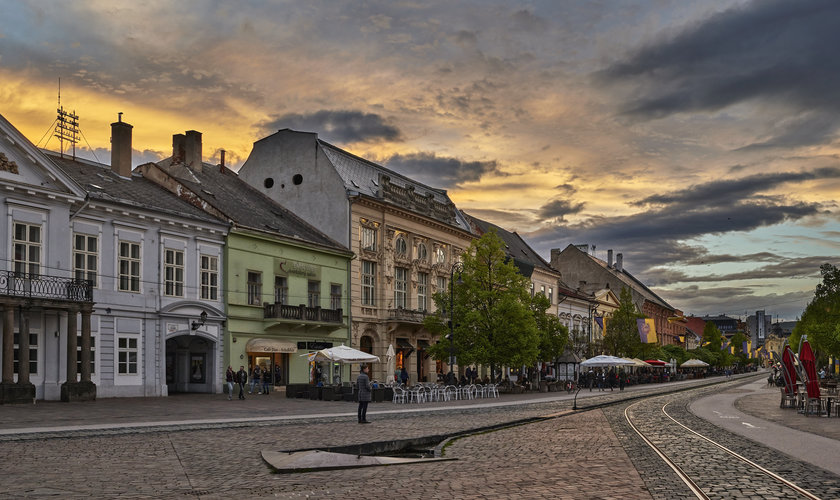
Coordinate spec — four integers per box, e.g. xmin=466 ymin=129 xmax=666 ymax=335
xmin=236 ymin=366 xmax=248 ymax=400
xmin=357 ymin=365 xmax=372 ymax=424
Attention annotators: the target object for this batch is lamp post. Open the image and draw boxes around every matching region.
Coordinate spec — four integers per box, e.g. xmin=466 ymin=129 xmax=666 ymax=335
xmin=448 ymin=262 xmax=464 ymax=384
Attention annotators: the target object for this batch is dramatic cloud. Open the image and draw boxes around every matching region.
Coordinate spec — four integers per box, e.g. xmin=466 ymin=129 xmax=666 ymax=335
xmin=384 ymin=152 xmax=503 ymax=188
xmin=537 ymin=198 xmax=585 ymax=222
xmin=259 ymin=110 xmax=402 ymax=144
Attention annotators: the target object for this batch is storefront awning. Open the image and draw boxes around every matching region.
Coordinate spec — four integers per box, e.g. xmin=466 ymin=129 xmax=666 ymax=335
xmin=396 ymin=338 xmax=414 ymax=349
xmin=417 ymin=339 xmax=430 ymax=349
xmin=246 ymin=338 xmax=298 ymax=353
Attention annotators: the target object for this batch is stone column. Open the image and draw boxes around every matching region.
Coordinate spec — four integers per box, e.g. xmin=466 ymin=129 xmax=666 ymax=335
xmin=18 ymin=308 xmax=30 ymax=385
xmin=2 ymin=305 xmax=13 ymax=383
xmin=80 ymin=308 xmax=91 ymax=383
xmin=66 ymin=309 xmax=78 ymax=383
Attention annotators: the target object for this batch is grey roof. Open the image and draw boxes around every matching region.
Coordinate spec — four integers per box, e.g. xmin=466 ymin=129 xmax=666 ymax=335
xmin=463 ymin=212 xmax=557 ymax=277
xmin=318 ymin=140 xmax=472 ymax=232
xmin=155 ymin=159 xmax=349 ymax=252
xmin=46 ymin=152 xmax=224 ymax=225
xmin=584 ymin=251 xmax=675 ymax=312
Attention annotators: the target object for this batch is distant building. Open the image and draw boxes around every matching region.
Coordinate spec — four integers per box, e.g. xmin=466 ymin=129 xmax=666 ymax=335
xmin=746 ymin=310 xmax=772 ymax=348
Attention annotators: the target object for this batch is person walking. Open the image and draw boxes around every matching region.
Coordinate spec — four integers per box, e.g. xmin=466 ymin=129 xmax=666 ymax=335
xmin=618 ymin=369 xmax=626 ymax=391
xmin=236 ymin=365 xmax=248 ymax=400
xmin=250 ymin=365 xmax=261 ymax=394
xmin=400 ymin=366 xmax=409 ymax=386
xmin=262 ymin=366 xmax=271 ymax=395
xmin=225 ymin=365 xmax=235 ymax=400
xmin=357 ymin=364 xmax=372 ymax=424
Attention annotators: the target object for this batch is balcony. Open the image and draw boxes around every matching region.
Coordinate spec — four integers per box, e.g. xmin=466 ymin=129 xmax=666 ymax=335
xmin=264 ymin=303 xmax=343 ymax=324
xmin=0 ymin=271 xmax=93 ymax=303
xmin=387 ymin=308 xmax=427 ymax=324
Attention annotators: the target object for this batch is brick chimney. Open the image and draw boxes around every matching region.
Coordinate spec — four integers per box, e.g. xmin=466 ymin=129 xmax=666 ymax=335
xmin=219 ymin=149 xmax=226 ymax=173
xmin=616 ymin=253 xmax=623 ymax=272
xmin=550 ymin=248 xmax=561 ymax=264
xmin=607 ymin=249 xmax=613 ymax=268
xmin=184 ymin=130 xmax=202 ymax=169
xmin=172 ymin=133 xmax=185 ymax=163
xmin=110 ymin=113 xmax=133 ymax=178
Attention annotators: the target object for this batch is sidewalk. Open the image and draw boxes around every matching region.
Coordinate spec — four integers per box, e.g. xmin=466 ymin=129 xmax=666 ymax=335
xmin=0 ymin=374 xmax=748 ymax=436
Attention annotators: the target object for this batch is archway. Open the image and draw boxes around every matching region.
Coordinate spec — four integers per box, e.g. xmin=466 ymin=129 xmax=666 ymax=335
xmin=165 ymin=334 xmax=216 ymax=394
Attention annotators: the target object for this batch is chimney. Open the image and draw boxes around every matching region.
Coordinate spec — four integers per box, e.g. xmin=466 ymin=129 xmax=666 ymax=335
xmin=184 ymin=130 xmax=202 ymax=169
xmin=607 ymin=249 xmax=613 ymax=268
xmin=172 ymin=134 xmax=186 ymax=163
xmin=110 ymin=113 xmax=133 ymax=178
xmin=616 ymin=253 xmax=623 ymax=272
xmin=219 ymin=149 xmax=226 ymax=173
xmin=550 ymin=248 xmax=561 ymax=265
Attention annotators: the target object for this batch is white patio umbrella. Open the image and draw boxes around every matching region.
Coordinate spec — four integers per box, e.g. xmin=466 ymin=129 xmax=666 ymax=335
xmin=306 ymin=344 xmax=380 ymax=364
xmin=680 ymin=358 xmax=710 ymax=368
xmin=580 ymin=355 xmax=635 ymax=367
xmin=386 ymin=344 xmax=396 ymax=384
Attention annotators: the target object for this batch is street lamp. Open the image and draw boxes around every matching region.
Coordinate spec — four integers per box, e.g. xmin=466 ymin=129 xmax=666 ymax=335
xmin=448 ymin=262 xmax=464 ymax=384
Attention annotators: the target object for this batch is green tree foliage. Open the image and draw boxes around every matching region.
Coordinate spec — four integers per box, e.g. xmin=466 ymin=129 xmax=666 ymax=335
xmin=729 ymin=331 xmax=749 ymax=363
xmin=424 ymin=230 xmax=539 ymax=369
xmin=603 ymin=287 xmax=643 ymax=357
xmin=531 ymin=292 xmax=569 ymax=362
xmin=791 ymin=263 xmax=840 ymax=357
xmin=702 ymin=321 xmax=723 ymax=351
xmin=662 ymin=344 xmax=689 ymax=365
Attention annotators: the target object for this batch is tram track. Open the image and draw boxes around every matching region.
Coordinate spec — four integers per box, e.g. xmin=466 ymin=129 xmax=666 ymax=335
xmin=622 ymin=392 xmax=825 ymax=500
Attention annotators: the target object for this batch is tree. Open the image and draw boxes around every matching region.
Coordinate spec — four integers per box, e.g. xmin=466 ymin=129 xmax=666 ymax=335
xmin=729 ymin=331 xmax=749 ymax=363
xmin=531 ymin=293 xmax=569 ymax=363
xmin=603 ymin=287 xmax=643 ymax=357
xmin=791 ymin=263 xmax=840 ymax=357
xmin=702 ymin=321 xmax=723 ymax=351
xmin=424 ymin=230 xmax=539 ymax=373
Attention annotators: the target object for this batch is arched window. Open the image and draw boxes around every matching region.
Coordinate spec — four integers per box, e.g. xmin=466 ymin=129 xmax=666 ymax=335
xmin=360 ymin=335 xmax=374 ymax=354
xmin=417 ymin=242 xmax=428 ymax=262
xmin=395 ymin=236 xmax=407 ymax=256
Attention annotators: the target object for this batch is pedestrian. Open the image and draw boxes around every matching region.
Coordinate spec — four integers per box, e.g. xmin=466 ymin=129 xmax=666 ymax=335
xmin=400 ymin=366 xmax=409 ymax=386
xmin=587 ymin=368 xmax=594 ymax=391
xmin=262 ymin=366 xmax=271 ymax=394
xmin=225 ymin=365 xmax=235 ymax=400
xmin=619 ymin=369 xmax=626 ymax=391
xmin=236 ymin=365 xmax=248 ymax=399
xmin=250 ymin=365 xmax=261 ymax=394
xmin=225 ymin=365 xmax=236 ymax=401
xmin=357 ymin=364 xmax=372 ymax=424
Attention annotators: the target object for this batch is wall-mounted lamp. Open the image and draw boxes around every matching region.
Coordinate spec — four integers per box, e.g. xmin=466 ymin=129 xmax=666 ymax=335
xmin=232 ymin=336 xmax=237 ymax=343
xmin=191 ymin=311 xmax=208 ymax=331
xmin=105 ymin=307 xmax=112 ymax=315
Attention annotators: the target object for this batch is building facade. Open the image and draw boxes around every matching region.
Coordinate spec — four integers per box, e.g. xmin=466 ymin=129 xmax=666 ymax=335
xmin=140 ymin=131 xmax=354 ymax=388
xmin=236 ymin=130 xmax=474 ymax=384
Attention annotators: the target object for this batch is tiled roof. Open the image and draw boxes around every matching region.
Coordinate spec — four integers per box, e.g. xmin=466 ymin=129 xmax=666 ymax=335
xmin=318 ymin=140 xmax=472 ymax=232
xmin=463 ymin=212 xmax=556 ymax=274
xmin=156 ymin=159 xmax=349 ymax=252
xmin=46 ymin=152 xmax=223 ymax=225
xmin=585 ymin=252 xmax=674 ymax=311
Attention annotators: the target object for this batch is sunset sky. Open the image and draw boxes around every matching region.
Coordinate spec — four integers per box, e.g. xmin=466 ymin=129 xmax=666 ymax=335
xmin=2 ymin=0 xmax=838 ymax=321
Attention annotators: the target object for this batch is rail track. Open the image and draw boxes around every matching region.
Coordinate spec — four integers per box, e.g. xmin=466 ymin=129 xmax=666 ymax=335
xmin=624 ymin=396 xmax=823 ymax=499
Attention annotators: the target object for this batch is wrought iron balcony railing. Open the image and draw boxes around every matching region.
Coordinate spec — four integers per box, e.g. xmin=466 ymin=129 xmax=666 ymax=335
xmin=264 ymin=303 xmax=343 ymax=323
xmin=387 ymin=308 xmax=428 ymax=323
xmin=0 ymin=271 xmax=93 ymax=302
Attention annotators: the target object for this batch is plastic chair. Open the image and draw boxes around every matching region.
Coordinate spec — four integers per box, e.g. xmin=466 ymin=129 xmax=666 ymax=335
xmin=392 ymin=387 xmax=407 ymax=404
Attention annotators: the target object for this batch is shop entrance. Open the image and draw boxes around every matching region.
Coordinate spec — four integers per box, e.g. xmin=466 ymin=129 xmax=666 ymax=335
xmin=248 ymin=352 xmax=288 ymax=388
xmin=166 ymin=335 xmax=216 ymax=394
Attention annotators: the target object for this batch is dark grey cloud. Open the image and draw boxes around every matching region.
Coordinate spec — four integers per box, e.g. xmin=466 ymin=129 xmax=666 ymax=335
xmin=661 ymin=285 xmax=813 ymax=319
xmin=260 ymin=110 xmax=402 ymax=144
xmin=537 ymin=198 xmax=585 ymax=222
xmin=647 ymin=255 xmax=831 ymax=286
xmin=598 ymin=0 xmax=840 ymax=147
xmin=510 ymin=9 xmax=548 ymax=33
xmin=633 ymin=167 xmax=840 ymax=208
xmin=384 ymin=151 xmax=503 ymax=188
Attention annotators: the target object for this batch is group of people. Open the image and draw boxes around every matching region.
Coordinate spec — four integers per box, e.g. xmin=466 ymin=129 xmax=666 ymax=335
xmin=582 ymin=368 xmax=626 ymax=392
xmin=224 ymin=364 xmax=274 ymax=400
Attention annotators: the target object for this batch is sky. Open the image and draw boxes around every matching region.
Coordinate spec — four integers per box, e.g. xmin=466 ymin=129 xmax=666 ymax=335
xmin=2 ymin=0 xmax=838 ymax=322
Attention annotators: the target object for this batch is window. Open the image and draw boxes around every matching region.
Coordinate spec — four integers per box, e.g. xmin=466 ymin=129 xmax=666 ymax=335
xmin=200 ymin=255 xmax=219 ymax=300
xmin=247 ymin=271 xmax=262 ymax=305
xmin=417 ymin=272 xmax=428 ymax=311
xmin=394 ymin=267 xmax=407 ymax=308
xmin=530 ymin=282 xmax=535 ymax=297
xmin=435 ymin=245 xmax=446 ymax=264
xmin=76 ymin=334 xmax=95 ymax=375
xmin=308 ymin=280 xmax=320 ymax=308
xmin=361 ymin=260 xmax=376 ymax=306
xmin=361 ymin=224 xmax=377 ymax=251
xmin=13 ymin=332 xmax=38 ymax=375
xmin=330 ymin=284 xmax=342 ymax=310
xmin=73 ymin=234 xmax=98 ymax=286
xmin=540 ymin=285 xmax=546 ymax=296
xmin=274 ymin=276 xmax=288 ymax=305
xmin=13 ymin=222 xmax=41 ymax=276
xmin=118 ymin=241 xmax=141 ymax=292
xmin=417 ymin=243 xmax=428 ymax=262
xmin=117 ymin=337 xmax=138 ymax=374
xmin=437 ymin=276 xmax=447 ymax=293
xmin=395 ymin=236 xmax=407 ymax=256
xmin=548 ymin=287 xmax=553 ymax=304
xmin=164 ymin=249 xmax=185 ymax=297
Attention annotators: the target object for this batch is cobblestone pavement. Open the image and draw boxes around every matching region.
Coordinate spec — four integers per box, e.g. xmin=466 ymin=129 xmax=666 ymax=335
xmin=3 ymin=373 xmax=831 ymax=498
xmin=607 ymin=383 xmax=840 ymax=500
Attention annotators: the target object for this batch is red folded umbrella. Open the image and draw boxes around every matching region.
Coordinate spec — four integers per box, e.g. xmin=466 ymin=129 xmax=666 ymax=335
xmin=799 ymin=340 xmax=820 ymax=399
